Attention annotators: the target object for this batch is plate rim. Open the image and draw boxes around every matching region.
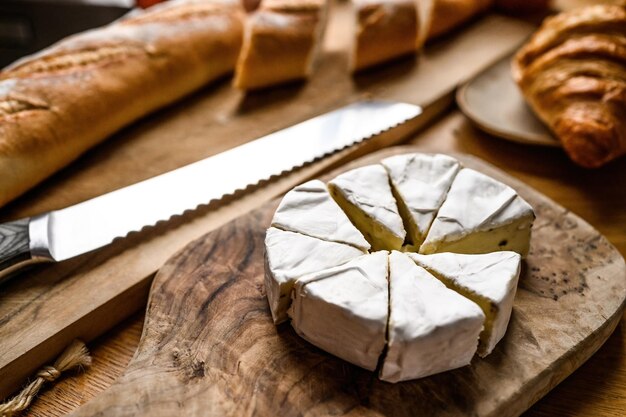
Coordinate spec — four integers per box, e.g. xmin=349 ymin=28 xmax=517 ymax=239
xmin=456 ymin=57 xmax=561 ymax=148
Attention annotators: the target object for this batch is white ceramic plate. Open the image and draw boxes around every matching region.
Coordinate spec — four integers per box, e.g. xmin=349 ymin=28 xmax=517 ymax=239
xmin=457 ymin=55 xmax=561 ymax=148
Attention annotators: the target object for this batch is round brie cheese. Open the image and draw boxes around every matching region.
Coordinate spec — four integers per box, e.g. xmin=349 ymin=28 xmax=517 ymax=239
xmin=264 ymin=152 xmax=535 ymax=381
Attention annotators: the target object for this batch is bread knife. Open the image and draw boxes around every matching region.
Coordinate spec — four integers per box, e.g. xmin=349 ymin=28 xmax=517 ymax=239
xmin=0 ymin=100 xmax=422 ymax=284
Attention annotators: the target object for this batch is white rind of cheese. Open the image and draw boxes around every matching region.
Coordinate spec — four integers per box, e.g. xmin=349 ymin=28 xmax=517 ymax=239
xmin=271 ymin=179 xmax=370 ymax=251
xmin=381 ymin=153 xmax=461 ymax=247
xmin=289 ymin=251 xmax=389 ymax=371
xmin=264 ymin=152 xmax=533 ymax=381
xmin=419 ymin=168 xmax=535 ymax=257
xmin=328 ymin=164 xmax=405 ymax=251
xmin=408 ymin=251 xmax=521 ymax=357
xmin=264 ymin=227 xmax=365 ymax=324
xmin=380 ymin=251 xmax=485 ymax=383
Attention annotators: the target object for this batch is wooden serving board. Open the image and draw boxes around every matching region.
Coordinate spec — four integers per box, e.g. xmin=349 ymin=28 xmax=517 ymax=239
xmin=0 ymin=6 xmax=535 ymax=399
xmin=69 ymin=147 xmax=626 ymax=417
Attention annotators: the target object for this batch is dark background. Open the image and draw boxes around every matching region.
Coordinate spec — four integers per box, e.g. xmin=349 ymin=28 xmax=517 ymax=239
xmin=0 ymin=0 xmax=132 ymax=68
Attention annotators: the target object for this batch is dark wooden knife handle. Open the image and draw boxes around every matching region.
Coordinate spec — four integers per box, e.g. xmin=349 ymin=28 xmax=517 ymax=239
xmin=0 ymin=218 xmax=32 ymax=285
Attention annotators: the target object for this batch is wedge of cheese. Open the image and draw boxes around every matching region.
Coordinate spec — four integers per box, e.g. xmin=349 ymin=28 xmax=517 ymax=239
xmin=271 ymin=179 xmax=370 ymax=251
xmin=264 ymin=227 xmax=365 ymax=324
xmin=289 ymin=251 xmax=389 ymax=371
xmin=381 ymin=153 xmax=460 ymax=248
xmin=328 ymin=164 xmax=405 ymax=251
xmin=380 ymin=251 xmax=484 ymax=382
xmin=408 ymin=251 xmax=521 ymax=356
xmin=419 ymin=168 xmax=535 ymax=257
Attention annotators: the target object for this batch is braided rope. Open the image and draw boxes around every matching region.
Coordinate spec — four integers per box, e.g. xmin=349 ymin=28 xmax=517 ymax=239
xmin=0 ymin=340 xmax=92 ymax=417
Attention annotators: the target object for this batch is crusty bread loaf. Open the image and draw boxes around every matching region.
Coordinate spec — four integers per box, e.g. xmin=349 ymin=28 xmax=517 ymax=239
xmin=352 ymin=0 xmax=420 ymax=71
xmin=513 ymin=4 xmax=626 ymax=168
xmin=427 ymin=0 xmax=493 ymax=39
xmin=0 ymin=0 xmax=244 ymax=207
xmin=233 ymin=0 xmax=329 ymax=90
xmin=350 ymin=0 xmax=491 ymax=72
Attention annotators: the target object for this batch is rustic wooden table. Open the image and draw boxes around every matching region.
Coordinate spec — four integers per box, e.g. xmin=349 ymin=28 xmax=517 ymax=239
xmin=2 ymin=2 xmax=624 ymax=416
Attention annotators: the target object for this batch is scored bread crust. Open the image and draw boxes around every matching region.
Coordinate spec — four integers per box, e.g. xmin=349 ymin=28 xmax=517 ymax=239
xmin=512 ymin=4 xmax=626 ymax=168
xmin=233 ymin=0 xmax=329 ymax=90
xmin=352 ymin=0 xmax=420 ymax=72
xmin=0 ymin=0 xmax=244 ymax=207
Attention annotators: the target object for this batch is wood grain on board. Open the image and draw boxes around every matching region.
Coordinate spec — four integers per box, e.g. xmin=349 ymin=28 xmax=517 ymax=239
xmin=0 ymin=6 xmax=535 ymax=400
xmin=64 ymin=147 xmax=625 ymax=417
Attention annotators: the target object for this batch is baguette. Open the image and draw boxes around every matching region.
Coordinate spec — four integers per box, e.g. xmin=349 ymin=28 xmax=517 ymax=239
xmin=512 ymin=4 xmax=626 ymax=168
xmin=351 ymin=0 xmax=491 ymax=72
xmin=233 ymin=0 xmax=330 ymax=90
xmin=352 ymin=0 xmax=420 ymax=72
xmin=0 ymin=0 xmax=244 ymax=207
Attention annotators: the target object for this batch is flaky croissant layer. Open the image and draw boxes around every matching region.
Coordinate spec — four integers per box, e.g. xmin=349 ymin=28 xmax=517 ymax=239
xmin=512 ymin=3 xmax=626 ymax=168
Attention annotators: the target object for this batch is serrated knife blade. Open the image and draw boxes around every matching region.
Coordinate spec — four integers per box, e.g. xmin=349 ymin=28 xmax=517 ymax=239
xmin=0 ymin=100 xmax=421 ymax=283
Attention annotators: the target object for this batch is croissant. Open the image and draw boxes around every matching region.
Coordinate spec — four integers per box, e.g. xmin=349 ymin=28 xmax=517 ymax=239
xmin=512 ymin=4 xmax=626 ymax=168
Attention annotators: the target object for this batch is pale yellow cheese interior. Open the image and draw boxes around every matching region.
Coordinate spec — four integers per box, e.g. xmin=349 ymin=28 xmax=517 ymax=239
xmin=420 ymin=219 xmax=532 ymax=258
xmin=329 ymin=185 xmax=404 ymax=251
xmin=390 ymin=183 xmax=422 ymax=247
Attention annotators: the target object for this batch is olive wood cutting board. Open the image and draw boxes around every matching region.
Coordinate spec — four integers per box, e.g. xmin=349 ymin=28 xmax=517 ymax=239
xmin=69 ymin=147 xmax=626 ymax=417
xmin=0 ymin=7 xmax=535 ymax=399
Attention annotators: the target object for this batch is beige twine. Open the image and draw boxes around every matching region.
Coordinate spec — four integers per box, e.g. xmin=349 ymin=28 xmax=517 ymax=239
xmin=0 ymin=340 xmax=92 ymax=417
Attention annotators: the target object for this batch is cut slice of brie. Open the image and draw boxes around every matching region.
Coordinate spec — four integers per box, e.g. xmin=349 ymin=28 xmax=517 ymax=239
xmin=271 ymin=179 xmax=370 ymax=251
xmin=381 ymin=153 xmax=461 ymax=247
xmin=380 ymin=251 xmax=484 ymax=383
xmin=289 ymin=251 xmax=389 ymax=371
xmin=328 ymin=164 xmax=405 ymax=251
xmin=264 ymin=227 xmax=365 ymax=324
xmin=408 ymin=251 xmax=521 ymax=357
xmin=419 ymin=168 xmax=535 ymax=257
